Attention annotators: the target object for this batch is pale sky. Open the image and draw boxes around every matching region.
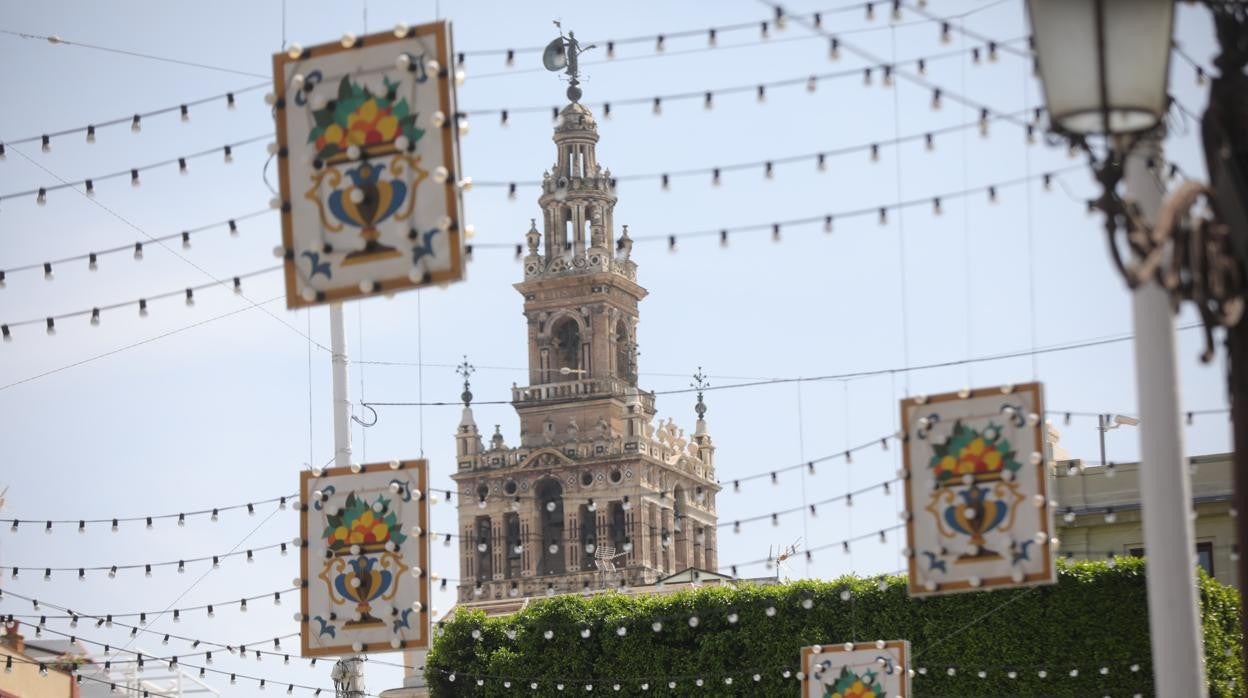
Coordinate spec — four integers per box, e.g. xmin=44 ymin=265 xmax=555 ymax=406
xmin=0 ymin=0 xmax=1224 ymax=694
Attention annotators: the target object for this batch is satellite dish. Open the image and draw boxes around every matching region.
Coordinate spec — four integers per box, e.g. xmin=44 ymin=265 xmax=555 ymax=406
xmin=542 ymin=37 xmax=567 ymax=72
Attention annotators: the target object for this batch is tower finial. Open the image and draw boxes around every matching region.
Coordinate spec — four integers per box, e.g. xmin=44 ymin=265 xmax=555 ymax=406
xmin=456 ymin=355 xmax=476 ymax=407
xmin=691 ymin=367 xmax=709 ymax=420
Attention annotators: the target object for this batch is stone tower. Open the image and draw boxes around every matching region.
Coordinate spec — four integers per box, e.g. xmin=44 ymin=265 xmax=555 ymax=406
xmin=450 ymin=98 xmax=720 ymax=603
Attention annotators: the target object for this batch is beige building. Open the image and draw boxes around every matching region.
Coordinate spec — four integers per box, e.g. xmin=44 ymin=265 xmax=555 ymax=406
xmin=0 ymin=624 xmax=77 ymax=698
xmin=1053 ymin=450 xmax=1235 ymax=589
xmin=448 ymin=98 xmax=720 ymax=605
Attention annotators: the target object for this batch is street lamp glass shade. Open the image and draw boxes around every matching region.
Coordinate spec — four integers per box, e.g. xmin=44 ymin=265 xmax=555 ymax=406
xmin=1028 ymin=0 xmax=1173 ymax=136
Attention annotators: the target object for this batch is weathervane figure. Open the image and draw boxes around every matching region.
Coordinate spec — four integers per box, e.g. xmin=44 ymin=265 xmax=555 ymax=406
xmin=543 ymin=21 xmax=596 ymax=102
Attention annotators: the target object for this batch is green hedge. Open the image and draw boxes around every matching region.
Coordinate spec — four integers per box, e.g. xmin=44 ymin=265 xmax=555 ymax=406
xmin=426 ymin=558 xmax=1241 ymax=696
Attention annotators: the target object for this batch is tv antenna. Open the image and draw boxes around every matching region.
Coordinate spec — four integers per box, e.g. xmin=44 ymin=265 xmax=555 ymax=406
xmin=543 ymin=21 xmax=596 ymax=102
xmin=769 ymin=539 xmax=803 ymax=580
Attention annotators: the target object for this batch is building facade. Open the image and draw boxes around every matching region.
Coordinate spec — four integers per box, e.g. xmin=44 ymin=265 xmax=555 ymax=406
xmin=1053 ymin=452 xmax=1235 ymax=590
xmin=449 ymin=98 xmax=720 ymax=604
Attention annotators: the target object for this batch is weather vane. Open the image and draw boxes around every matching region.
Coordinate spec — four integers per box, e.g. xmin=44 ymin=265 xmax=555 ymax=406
xmin=543 ymin=21 xmax=596 ymax=103
xmin=456 ymin=355 xmax=475 ymax=407
xmin=691 ymin=367 xmax=710 ymax=420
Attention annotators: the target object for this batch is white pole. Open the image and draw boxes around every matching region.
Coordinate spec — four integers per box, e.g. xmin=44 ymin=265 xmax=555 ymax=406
xmin=330 ymin=302 xmax=353 ymax=469
xmin=1125 ymin=135 xmax=1207 ymax=695
xmin=328 ymin=303 xmax=366 ymax=690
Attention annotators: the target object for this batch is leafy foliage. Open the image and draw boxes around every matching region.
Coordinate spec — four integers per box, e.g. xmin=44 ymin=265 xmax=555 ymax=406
xmin=426 ymin=558 xmax=1242 ymax=696
xmin=322 ymin=491 xmax=406 ymax=551
xmin=308 ymin=76 xmax=423 ymax=160
xmin=929 ymin=420 xmax=1021 ymax=482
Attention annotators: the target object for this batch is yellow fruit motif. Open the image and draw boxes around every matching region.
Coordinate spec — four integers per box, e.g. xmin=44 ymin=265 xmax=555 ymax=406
xmin=960 ymin=437 xmax=987 ymax=459
xmin=377 ymin=115 xmax=398 ymax=141
xmin=323 ymin=123 xmax=344 ymax=146
xmin=372 ymin=522 xmax=390 ymax=541
xmin=334 ymin=526 xmax=349 ymax=541
xmin=983 ymin=449 xmax=1002 ymax=469
xmin=349 ymin=530 xmax=365 ymax=544
xmin=348 ymin=100 xmax=380 ymax=129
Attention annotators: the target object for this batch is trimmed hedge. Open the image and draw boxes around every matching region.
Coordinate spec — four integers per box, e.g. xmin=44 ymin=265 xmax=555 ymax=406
xmin=427 ymin=558 xmax=1241 ymax=696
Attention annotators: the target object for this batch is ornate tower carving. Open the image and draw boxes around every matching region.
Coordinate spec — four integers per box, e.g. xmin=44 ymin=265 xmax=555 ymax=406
xmin=450 ymin=91 xmax=719 ymax=604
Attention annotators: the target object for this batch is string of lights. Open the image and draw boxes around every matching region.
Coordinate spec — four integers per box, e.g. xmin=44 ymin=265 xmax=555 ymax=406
xmin=478 ymin=107 xmax=1038 ymax=190
xmin=0 ymin=265 xmax=281 ymax=340
xmin=454 ymin=0 xmax=876 ymax=60
xmin=0 ymin=294 xmax=285 ymax=394
xmin=438 ymin=525 xmax=909 ymax=597
xmin=0 ymin=588 xmax=317 ymax=668
xmin=428 ymin=478 xmax=898 ymax=560
xmin=0 ymin=209 xmax=272 ymax=281
xmin=0 ymin=587 xmax=298 ymax=623
xmin=900 ymin=0 xmax=1031 ymax=59
xmin=6 ymin=539 xmax=291 ymax=580
xmin=462 ymin=37 xmax=1029 ymax=121
xmin=2 ymin=653 xmax=180 ymax=698
xmin=0 ymin=83 xmax=267 ymax=150
xmin=3 ymin=41 xmax=1027 ymax=208
xmin=3 ymin=143 xmax=335 ymax=360
xmin=0 ymin=0 xmax=1012 ymax=155
xmin=4 ymin=166 xmax=1074 ymax=341
xmin=0 ymin=133 xmax=271 ymax=204
xmin=5 ymin=493 xmax=292 ymax=530
xmin=1057 ymin=408 xmax=1229 ymax=425
xmin=2 ymin=623 xmax=344 ymax=696
xmin=2 ymin=624 xmax=301 ymax=670
xmin=422 ymin=656 xmax=1146 ymax=691
xmin=361 ymin=321 xmax=1206 ymax=410
xmin=3 ymin=108 xmax=1033 ymax=284
xmin=767 ymin=1 xmax=1028 ymax=130
xmin=1170 ymin=39 xmax=1215 ymax=86
xmin=470 ymin=165 xmax=1083 ymax=255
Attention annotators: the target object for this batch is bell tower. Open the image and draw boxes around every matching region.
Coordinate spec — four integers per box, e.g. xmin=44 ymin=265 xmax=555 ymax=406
xmin=449 ymin=75 xmax=719 ymax=606
xmin=512 ymin=101 xmax=648 ymax=442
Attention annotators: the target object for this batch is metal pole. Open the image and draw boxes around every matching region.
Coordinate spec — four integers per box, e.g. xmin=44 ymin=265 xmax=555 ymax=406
xmin=1098 ymin=413 xmax=1107 ymax=465
xmin=1230 ymin=322 xmax=1248 ymax=675
xmin=328 ymin=304 xmax=365 ymax=690
xmin=1125 ymin=135 xmax=1207 ymax=695
xmin=330 ymin=302 xmax=353 ymax=469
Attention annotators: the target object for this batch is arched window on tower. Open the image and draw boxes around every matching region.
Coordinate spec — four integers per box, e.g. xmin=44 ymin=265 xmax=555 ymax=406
xmin=616 ymin=320 xmax=634 ymax=384
xmin=673 ymin=485 xmax=688 ymax=573
xmin=583 ymin=205 xmax=594 ymax=248
xmin=474 ymin=515 xmax=493 ymax=582
xmin=552 ymin=318 xmax=581 ymax=381
xmin=536 ymin=478 xmax=566 ymax=576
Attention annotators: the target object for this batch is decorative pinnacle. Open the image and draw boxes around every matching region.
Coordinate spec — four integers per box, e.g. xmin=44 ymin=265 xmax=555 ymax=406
xmin=456 ymin=355 xmax=476 ymax=407
xmin=692 ymin=367 xmax=710 ymax=419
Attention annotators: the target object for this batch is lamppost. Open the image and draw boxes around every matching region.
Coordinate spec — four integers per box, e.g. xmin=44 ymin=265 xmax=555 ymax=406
xmin=1027 ymin=1 xmax=1248 ymax=693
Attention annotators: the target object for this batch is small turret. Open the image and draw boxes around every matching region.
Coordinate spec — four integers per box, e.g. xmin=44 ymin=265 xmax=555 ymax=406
xmin=455 ymin=356 xmax=483 ymax=467
xmin=690 ymin=367 xmax=714 ymax=474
